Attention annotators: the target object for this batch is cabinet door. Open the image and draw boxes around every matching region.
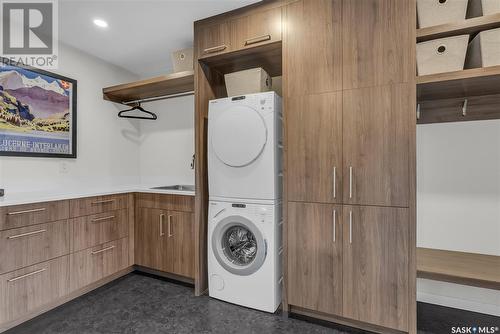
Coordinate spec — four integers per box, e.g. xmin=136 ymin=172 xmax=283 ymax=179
xmin=342 ymin=0 xmax=413 ymax=89
xmin=165 ymin=211 xmax=195 ymax=278
xmin=343 ymin=205 xmax=408 ymax=331
xmin=287 ymin=202 xmax=342 ymax=315
xmin=287 ymin=92 xmax=342 ymax=203
xmin=284 ymin=0 xmax=342 ymax=96
xmin=135 ymin=208 xmax=165 ymax=270
xmin=343 ymin=84 xmax=410 ymax=207
xmin=196 ymin=21 xmax=231 ymax=59
xmin=231 ymin=7 xmax=281 ymax=51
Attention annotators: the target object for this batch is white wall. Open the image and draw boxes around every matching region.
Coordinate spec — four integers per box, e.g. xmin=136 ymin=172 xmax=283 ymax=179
xmin=417 ymin=120 xmax=500 ymax=316
xmin=0 ymin=43 xmax=142 ymax=193
xmin=138 ymin=95 xmax=195 ymax=187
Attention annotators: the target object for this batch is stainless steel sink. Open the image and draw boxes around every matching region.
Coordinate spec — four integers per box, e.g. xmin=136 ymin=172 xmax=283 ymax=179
xmin=151 ymin=185 xmax=195 ymax=191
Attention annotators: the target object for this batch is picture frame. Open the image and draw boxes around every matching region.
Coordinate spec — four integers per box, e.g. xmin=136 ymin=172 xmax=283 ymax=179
xmin=0 ymin=58 xmax=77 ymax=158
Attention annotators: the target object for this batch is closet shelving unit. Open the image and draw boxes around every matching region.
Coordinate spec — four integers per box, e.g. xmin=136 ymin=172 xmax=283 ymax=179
xmin=416 ymin=14 xmax=500 ymax=290
xmin=102 ymin=70 xmax=194 ymax=105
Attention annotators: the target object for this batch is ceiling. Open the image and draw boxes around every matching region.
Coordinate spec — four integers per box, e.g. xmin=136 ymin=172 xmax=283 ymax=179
xmin=59 ymin=0 xmax=261 ymax=78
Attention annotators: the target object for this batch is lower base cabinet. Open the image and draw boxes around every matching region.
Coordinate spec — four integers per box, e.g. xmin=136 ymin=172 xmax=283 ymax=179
xmin=287 ymin=202 xmax=409 ymax=332
xmin=136 ymin=207 xmax=195 ymax=279
xmin=0 ymin=255 xmax=70 ymax=324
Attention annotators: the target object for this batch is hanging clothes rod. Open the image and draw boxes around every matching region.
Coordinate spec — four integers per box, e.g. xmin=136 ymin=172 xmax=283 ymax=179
xmin=123 ymin=90 xmax=194 ymax=106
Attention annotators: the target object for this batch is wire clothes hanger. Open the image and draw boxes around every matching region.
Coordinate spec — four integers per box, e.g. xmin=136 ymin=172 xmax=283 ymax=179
xmin=118 ymin=102 xmax=157 ymax=120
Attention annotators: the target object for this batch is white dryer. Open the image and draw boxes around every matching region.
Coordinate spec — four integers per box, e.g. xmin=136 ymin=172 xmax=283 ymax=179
xmin=208 ymin=199 xmax=282 ymax=313
xmin=208 ymin=92 xmax=282 ymax=201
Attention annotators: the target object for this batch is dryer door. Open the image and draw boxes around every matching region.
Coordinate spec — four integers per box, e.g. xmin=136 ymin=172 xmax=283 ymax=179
xmin=211 ymin=105 xmax=267 ymax=167
xmin=212 ymin=215 xmax=267 ymax=276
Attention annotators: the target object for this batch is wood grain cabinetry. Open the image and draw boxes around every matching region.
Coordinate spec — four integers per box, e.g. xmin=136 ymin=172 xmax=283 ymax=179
xmin=230 ymin=7 xmax=281 ymax=51
xmin=71 ymin=209 xmax=128 ymax=252
xmin=0 ymin=200 xmax=69 ymax=231
xmin=70 ymin=238 xmax=129 ymax=291
xmin=69 ymin=194 xmax=128 ymax=217
xmin=342 ymin=84 xmax=411 ymax=207
xmin=287 ymin=92 xmax=342 ymax=203
xmin=166 ymin=211 xmax=195 ymax=278
xmin=0 ymin=255 xmax=70 ymax=323
xmin=343 ymin=205 xmax=409 ymax=331
xmin=197 ymin=21 xmax=232 ymax=58
xmin=135 ymin=207 xmax=164 ymax=270
xmin=0 ymin=220 xmax=70 ymax=274
xmin=284 ymin=0 xmax=342 ymax=96
xmin=287 ymin=202 xmax=342 ymax=315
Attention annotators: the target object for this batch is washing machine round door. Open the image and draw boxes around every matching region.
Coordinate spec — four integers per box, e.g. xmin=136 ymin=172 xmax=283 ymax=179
xmin=212 ymin=215 xmax=266 ymax=276
xmin=211 ymin=105 xmax=267 ymax=167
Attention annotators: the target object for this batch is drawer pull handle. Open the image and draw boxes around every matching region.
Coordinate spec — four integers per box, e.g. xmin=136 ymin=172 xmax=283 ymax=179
xmin=244 ymin=34 xmax=271 ymax=46
xmin=91 ymin=245 xmax=115 ymax=255
xmin=7 ymin=229 xmax=47 ymax=239
xmin=8 ymin=268 xmax=46 ymax=283
xmin=168 ymin=215 xmax=173 ymax=237
xmin=203 ymin=44 xmax=227 ymax=54
xmin=8 ymin=208 xmax=46 ymax=215
xmin=159 ymin=214 xmax=165 ymax=236
xmin=91 ymin=199 xmax=115 ymax=205
xmin=91 ymin=215 xmax=115 ymax=223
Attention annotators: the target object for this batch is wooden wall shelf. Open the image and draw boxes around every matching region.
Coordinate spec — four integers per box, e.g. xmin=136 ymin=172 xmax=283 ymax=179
xmin=417 ymin=13 xmax=500 ymax=42
xmin=417 ymin=248 xmax=500 ymax=290
xmin=103 ymin=70 xmax=194 ymax=105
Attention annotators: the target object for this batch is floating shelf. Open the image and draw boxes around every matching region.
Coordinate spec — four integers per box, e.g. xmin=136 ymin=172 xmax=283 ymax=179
xmin=417 ymin=13 xmax=500 ymax=42
xmin=103 ymin=70 xmax=194 ymax=105
xmin=417 ymin=248 xmax=500 ymax=290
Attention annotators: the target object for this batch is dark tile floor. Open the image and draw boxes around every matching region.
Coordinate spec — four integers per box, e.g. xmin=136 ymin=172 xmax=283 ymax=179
xmin=7 ymin=273 xmax=500 ymax=334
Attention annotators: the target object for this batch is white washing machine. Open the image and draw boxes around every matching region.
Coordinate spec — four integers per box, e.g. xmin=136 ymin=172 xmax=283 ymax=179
xmin=208 ymin=92 xmax=282 ymax=202
xmin=208 ymin=199 xmax=282 ymax=313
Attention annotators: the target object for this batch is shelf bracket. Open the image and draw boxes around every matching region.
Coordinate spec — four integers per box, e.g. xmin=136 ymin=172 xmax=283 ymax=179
xmin=416 ymin=103 xmax=421 ymax=120
xmin=462 ymin=99 xmax=468 ymax=117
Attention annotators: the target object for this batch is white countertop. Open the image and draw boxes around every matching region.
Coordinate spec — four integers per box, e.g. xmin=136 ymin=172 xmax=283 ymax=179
xmin=0 ymin=185 xmax=195 ymax=207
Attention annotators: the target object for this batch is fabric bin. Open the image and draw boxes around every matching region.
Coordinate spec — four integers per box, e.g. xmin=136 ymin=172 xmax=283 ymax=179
xmin=417 ymin=0 xmax=468 ymax=28
xmin=417 ymin=35 xmax=470 ymax=75
xmin=224 ymin=68 xmax=271 ymax=97
xmin=465 ymin=28 xmax=500 ymax=68
xmin=171 ymin=48 xmax=193 ymax=72
xmin=469 ymin=0 xmax=500 ymax=17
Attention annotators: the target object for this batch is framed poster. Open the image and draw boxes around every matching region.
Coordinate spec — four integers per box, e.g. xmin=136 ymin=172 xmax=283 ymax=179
xmin=0 ymin=58 xmax=77 ymax=158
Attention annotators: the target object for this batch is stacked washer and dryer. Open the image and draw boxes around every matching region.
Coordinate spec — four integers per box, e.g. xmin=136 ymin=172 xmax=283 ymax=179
xmin=207 ymin=91 xmax=283 ymax=313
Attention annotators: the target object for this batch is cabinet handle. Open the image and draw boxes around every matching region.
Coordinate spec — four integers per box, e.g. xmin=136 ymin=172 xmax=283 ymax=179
xmin=332 ymin=209 xmax=336 ymax=243
xmin=349 ymin=166 xmax=353 ymax=199
xmin=203 ymin=44 xmax=227 ymax=54
xmin=159 ymin=214 xmax=165 ymax=236
xmin=8 ymin=268 xmax=46 ymax=282
xmin=8 ymin=207 xmax=46 ymax=215
xmin=91 ymin=199 xmax=115 ymax=205
xmin=349 ymin=210 xmax=353 ymax=244
xmin=244 ymin=34 xmax=271 ymax=46
xmin=91 ymin=215 xmax=115 ymax=223
xmin=7 ymin=229 xmax=46 ymax=239
xmin=91 ymin=245 xmax=115 ymax=255
xmin=168 ymin=215 xmax=173 ymax=237
xmin=333 ymin=167 xmax=337 ymax=199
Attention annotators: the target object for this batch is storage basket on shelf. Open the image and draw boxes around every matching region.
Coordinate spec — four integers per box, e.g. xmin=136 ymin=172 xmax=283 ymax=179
xmin=466 ymin=27 xmax=500 ymax=68
xmin=417 ymin=0 xmax=468 ymax=28
xmin=224 ymin=68 xmax=271 ymax=97
xmin=171 ymin=48 xmax=194 ymax=72
xmin=468 ymin=0 xmax=500 ymax=17
xmin=417 ymin=35 xmax=470 ymax=75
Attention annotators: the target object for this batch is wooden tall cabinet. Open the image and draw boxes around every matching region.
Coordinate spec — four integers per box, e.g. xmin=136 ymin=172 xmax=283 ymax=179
xmin=284 ymin=0 xmax=416 ymax=333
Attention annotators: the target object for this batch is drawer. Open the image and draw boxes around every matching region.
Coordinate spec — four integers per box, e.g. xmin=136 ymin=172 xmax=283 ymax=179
xmin=72 ymin=209 xmax=128 ymax=252
xmin=0 ymin=200 xmax=69 ymax=231
xmin=196 ymin=21 xmax=232 ymax=59
xmin=70 ymin=238 xmax=129 ymax=291
xmin=0 ymin=220 xmax=70 ymax=275
xmin=230 ymin=7 xmax=282 ymax=51
xmin=69 ymin=194 xmax=129 ymax=218
xmin=135 ymin=193 xmax=194 ymax=212
xmin=0 ymin=255 xmax=70 ymax=324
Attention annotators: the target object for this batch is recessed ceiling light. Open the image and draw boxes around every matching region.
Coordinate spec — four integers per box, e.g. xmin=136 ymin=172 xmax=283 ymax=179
xmin=93 ymin=19 xmax=108 ymax=28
